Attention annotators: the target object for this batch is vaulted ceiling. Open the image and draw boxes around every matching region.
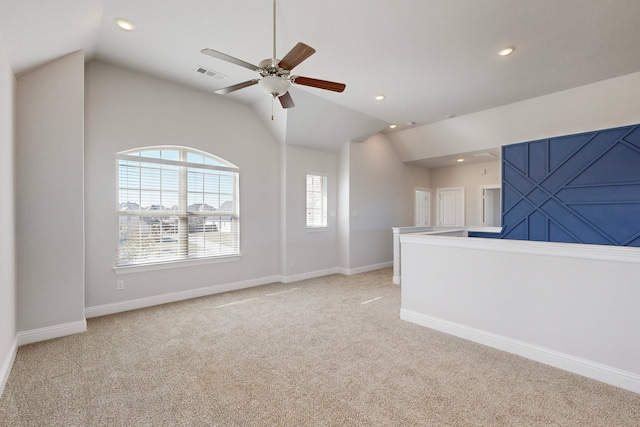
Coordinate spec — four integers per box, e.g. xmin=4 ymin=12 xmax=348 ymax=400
xmin=2 ymin=0 xmax=640 ymax=156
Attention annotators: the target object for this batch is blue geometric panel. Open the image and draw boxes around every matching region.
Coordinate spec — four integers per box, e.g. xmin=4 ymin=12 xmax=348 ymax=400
xmin=496 ymin=123 xmax=640 ymax=247
xmin=549 ymin=134 xmax=591 ymax=171
xmin=502 ymin=198 xmax=535 ymax=232
xmin=628 ymin=235 xmax=640 ymax=248
xmin=504 ymin=163 xmax=534 ymax=195
xmin=528 ymin=187 xmax=549 ymax=205
xmin=625 ymin=126 xmax=640 ymax=149
xmin=503 ymin=185 xmax=523 ymax=212
xmin=540 ymin=198 xmax=611 ymax=245
xmin=528 ymin=140 xmax=548 ymax=182
xmin=571 ymin=203 xmax=640 ymax=244
xmin=570 ymin=143 xmax=640 ymax=186
xmin=557 ymin=185 xmax=640 ymax=203
xmin=528 ymin=211 xmax=548 ymax=241
xmin=549 ymin=222 xmax=579 ymax=243
xmin=503 ymin=220 xmax=527 ymax=240
xmin=503 ymin=142 xmax=527 ymax=174
xmin=540 ymin=129 xmax=625 ymax=193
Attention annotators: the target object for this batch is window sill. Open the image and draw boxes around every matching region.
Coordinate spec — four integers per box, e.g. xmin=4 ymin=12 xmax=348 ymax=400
xmin=306 ymin=227 xmax=328 ymax=233
xmin=113 ymin=254 xmax=242 ymax=275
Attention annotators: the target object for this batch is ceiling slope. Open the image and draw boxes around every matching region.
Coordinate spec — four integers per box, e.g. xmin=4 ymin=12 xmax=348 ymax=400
xmin=0 ymin=0 xmax=103 ymax=75
xmin=2 ymin=0 xmax=640 ymax=156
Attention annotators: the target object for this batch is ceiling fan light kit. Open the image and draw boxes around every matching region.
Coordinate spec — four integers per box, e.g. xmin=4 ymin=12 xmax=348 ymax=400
xmin=259 ymin=75 xmax=291 ymax=97
xmin=201 ymin=0 xmax=345 ymax=110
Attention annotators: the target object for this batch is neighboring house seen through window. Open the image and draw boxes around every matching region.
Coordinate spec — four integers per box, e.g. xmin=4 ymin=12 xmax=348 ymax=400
xmin=306 ymin=174 xmax=327 ymax=228
xmin=117 ymin=146 xmax=239 ymax=266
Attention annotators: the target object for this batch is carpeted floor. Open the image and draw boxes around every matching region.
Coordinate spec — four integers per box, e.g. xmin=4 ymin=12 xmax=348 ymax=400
xmin=1 ymin=268 xmax=639 ymax=426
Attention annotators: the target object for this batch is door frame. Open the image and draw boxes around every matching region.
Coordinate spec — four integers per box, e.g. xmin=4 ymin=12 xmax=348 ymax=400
xmin=478 ymin=184 xmax=501 ymax=227
xmin=414 ymin=187 xmax=432 ymax=226
xmin=436 ymin=187 xmax=465 ymax=226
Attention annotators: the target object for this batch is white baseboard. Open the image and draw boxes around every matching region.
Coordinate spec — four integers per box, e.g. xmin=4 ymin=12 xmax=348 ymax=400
xmin=85 ymin=275 xmax=284 ymax=318
xmin=338 ymin=261 xmax=393 ymax=276
xmin=0 ymin=337 xmax=18 ymax=398
xmin=17 ymin=320 xmax=87 ymax=346
xmin=392 ymin=276 xmax=401 ymax=285
xmin=400 ymin=309 xmax=640 ymax=395
xmin=350 ymin=261 xmax=393 ymax=275
xmin=283 ymin=268 xmax=339 ymax=284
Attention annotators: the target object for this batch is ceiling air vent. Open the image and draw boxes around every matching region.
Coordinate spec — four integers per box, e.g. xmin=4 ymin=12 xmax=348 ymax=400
xmin=194 ymin=66 xmax=226 ymax=80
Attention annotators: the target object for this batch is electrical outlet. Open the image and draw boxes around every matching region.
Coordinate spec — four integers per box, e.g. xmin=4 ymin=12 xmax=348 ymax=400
xmin=290 ymin=259 xmax=295 ymax=267
xmin=117 ymin=280 xmax=125 ymax=291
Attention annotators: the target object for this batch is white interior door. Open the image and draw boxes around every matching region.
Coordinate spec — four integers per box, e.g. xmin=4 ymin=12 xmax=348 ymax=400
xmin=437 ymin=187 xmax=464 ymax=226
xmin=414 ymin=189 xmax=431 ymax=226
xmin=484 ymin=189 xmax=494 ymax=226
xmin=481 ymin=186 xmax=501 ymax=227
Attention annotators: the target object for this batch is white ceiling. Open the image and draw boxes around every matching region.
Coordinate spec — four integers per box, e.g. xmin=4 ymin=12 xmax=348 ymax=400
xmin=2 ymin=0 xmax=640 ymax=157
xmin=407 ymin=148 xmax=501 ymax=169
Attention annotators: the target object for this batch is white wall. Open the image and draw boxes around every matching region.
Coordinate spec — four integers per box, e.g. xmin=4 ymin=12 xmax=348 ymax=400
xmin=400 ymin=235 xmax=640 ymax=394
xmin=430 ymin=159 xmax=501 ymax=226
xmin=0 ymin=42 xmax=17 ymax=396
xmin=390 ymin=71 xmax=640 ymax=161
xmin=16 ymin=51 xmax=85 ymax=333
xmin=337 ymin=142 xmax=350 ymax=270
xmin=348 ymin=133 xmax=430 ymax=270
xmin=284 ymin=145 xmax=338 ymax=278
xmin=84 ymin=61 xmax=282 ymax=308
xmin=251 ymin=95 xmax=288 ymax=145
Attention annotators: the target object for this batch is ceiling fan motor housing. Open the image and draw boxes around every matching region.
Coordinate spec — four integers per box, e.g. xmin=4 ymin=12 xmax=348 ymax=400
xmin=259 ymin=58 xmax=290 ymax=76
xmin=258 ymin=59 xmax=291 ymax=97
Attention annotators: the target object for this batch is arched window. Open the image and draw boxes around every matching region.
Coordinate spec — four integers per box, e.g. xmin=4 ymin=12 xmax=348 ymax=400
xmin=116 ymin=146 xmax=239 ymax=266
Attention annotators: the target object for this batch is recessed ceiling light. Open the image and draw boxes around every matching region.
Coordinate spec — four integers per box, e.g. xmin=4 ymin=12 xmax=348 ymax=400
xmin=389 ymin=124 xmax=397 ymax=129
xmin=457 ymin=158 xmax=465 ymax=163
xmin=498 ymin=46 xmax=515 ymax=56
xmin=115 ymin=18 xmax=136 ymax=31
xmin=375 ymin=95 xmax=385 ymax=101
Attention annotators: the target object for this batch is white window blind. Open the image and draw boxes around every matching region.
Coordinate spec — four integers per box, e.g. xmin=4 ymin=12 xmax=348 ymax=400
xmin=306 ymin=174 xmax=327 ymax=228
xmin=116 ymin=147 xmax=239 ymax=266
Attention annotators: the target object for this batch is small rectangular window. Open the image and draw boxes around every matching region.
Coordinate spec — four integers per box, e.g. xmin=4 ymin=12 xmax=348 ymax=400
xmin=306 ymin=174 xmax=327 ymax=228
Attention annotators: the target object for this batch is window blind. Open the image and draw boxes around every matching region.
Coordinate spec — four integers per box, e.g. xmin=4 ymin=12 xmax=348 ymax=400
xmin=116 ymin=147 xmax=239 ymax=266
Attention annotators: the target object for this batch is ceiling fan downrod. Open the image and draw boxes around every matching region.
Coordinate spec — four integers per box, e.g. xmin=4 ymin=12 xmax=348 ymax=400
xmin=272 ymin=0 xmax=277 ymax=61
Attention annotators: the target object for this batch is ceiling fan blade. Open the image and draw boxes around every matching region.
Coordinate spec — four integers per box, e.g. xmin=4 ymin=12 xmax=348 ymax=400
xmin=279 ymin=92 xmax=295 ymax=109
xmin=291 ymin=76 xmax=346 ymax=93
xmin=214 ymin=79 xmax=260 ymax=94
xmin=278 ymin=42 xmax=316 ymax=71
xmin=201 ymin=48 xmax=261 ymax=72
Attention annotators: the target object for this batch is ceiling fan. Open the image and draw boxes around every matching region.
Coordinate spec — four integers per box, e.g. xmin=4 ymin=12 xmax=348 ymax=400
xmin=201 ymin=0 xmax=346 ymax=109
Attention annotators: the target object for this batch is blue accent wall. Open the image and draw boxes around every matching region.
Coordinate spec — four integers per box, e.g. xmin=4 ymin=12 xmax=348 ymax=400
xmin=498 ymin=124 xmax=640 ymax=247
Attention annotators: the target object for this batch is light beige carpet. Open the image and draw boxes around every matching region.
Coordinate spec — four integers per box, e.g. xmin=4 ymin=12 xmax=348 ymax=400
xmin=1 ymin=268 xmax=639 ymax=426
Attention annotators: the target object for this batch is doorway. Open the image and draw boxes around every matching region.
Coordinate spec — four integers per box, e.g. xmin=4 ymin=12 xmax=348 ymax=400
xmin=436 ymin=187 xmax=465 ymax=226
xmin=414 ymin=189 xmax=431 ymax=226
xmin=480 ymin=185 xmax=501 ymax=227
